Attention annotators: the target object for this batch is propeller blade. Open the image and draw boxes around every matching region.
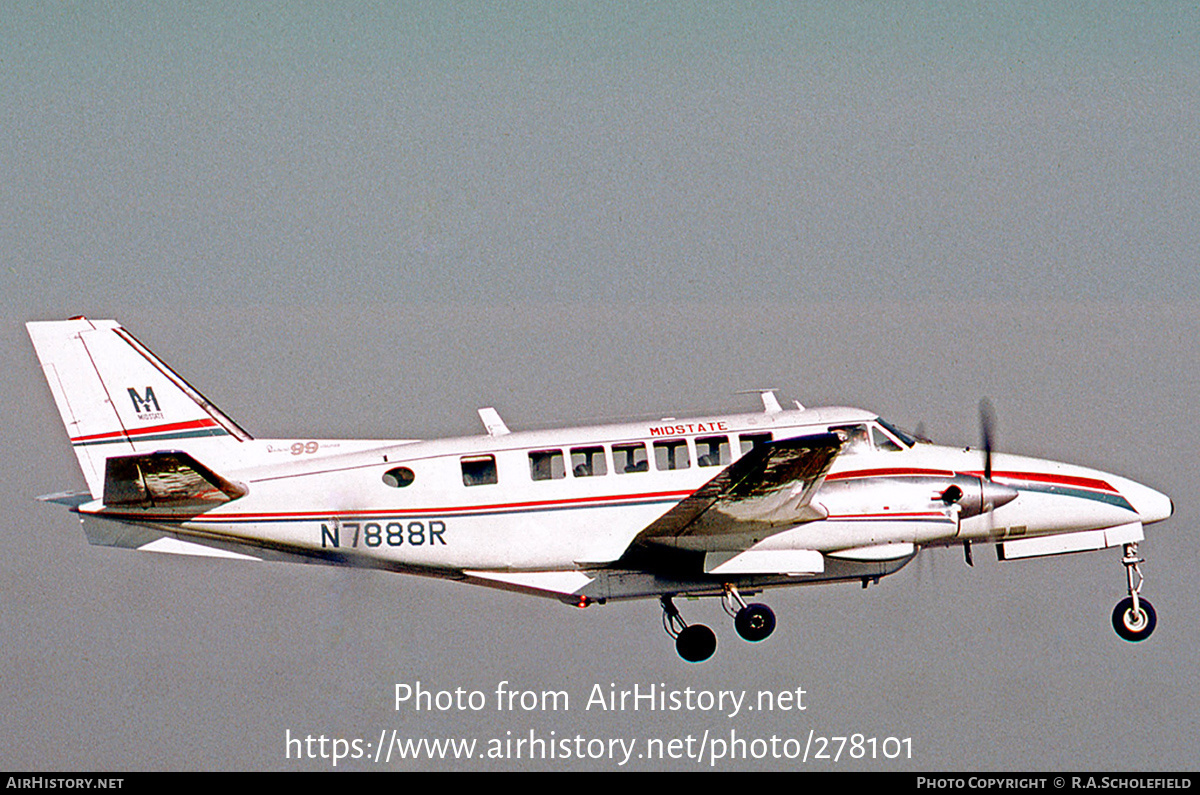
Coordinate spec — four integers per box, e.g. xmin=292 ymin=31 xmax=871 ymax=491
xmin=979 ymin=398 xmax=996 ymax=481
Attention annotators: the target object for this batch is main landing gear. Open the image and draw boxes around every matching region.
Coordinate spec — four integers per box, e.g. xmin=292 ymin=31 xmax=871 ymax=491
xmin=660 ymin=586 xmax=778 ymax=662
xmin=723 ymin=584 xmax=777 ymax=643
xmin=661 ymin=596 xmax=717 ymax=663
xmin=1113 ymin=542 xmax=1156 ymax=642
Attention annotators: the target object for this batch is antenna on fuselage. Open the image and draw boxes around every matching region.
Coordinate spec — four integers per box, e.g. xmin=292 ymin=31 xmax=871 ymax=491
xmin=478 ymin=407 xmax=510 ymax=436
xmin=738 ymin=389 xmax=797 ymax=413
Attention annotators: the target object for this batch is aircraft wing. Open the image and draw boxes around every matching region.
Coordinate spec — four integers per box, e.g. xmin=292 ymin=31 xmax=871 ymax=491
xmin=632 ymin=433 xmax=842 ymax=551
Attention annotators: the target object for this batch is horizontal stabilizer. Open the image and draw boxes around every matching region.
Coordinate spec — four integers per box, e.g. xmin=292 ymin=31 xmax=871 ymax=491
xmin=138 ymin=537 xmax=260 ymax=561
xmin=36 ymin=490 xmax=93 ymax=508
xmin=78 ymin=518 xmax=261 ymax=560
xmin=103 ymin=451 xmax=248 ymax=508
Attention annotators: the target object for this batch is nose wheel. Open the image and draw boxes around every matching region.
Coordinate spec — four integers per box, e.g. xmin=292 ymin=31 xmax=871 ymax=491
xmin=1113 ymin=543 xmax=1156 ymax=642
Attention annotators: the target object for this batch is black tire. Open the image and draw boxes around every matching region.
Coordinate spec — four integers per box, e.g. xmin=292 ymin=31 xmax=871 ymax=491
xmin=675 ymin=624 xmax=717 ymax=662
xmin=734 ymin=603 xmax=776 ymax=642
xmin=1112 ymin=596 xmax=1157 ymax=642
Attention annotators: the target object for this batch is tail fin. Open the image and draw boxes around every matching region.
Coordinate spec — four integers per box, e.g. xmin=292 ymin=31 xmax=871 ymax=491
xmin=26 ymin=317 xmax=251 ymax=497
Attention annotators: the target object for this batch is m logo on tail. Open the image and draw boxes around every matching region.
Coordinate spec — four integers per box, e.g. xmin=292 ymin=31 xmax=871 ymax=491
xmin=128 ymin=386 xmax=162 ymax=417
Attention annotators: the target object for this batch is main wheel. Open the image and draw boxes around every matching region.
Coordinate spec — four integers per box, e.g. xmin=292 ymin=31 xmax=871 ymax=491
xmin=1112 ymin=596 xmax=1156 ymax=642
xmin=675 ymin=624 xmax=717 ymax=662
xmin=734 ymin=603 xmax=776 ymax=642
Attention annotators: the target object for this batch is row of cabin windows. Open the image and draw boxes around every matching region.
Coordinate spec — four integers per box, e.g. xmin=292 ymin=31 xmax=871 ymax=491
xmin=385 ymin=422 xmax=907 ymax=489
xmin=461 ymin=432 xmax=773 ymax=487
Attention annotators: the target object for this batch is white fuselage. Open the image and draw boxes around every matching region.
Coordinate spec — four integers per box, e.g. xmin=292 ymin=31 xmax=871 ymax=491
xmin=80 ymin=405 xmax=1172 ymax=577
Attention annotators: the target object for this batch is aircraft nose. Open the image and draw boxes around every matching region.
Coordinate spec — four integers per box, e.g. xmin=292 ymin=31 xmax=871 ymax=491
xmin=1120 ymin=480 xmax=1174 ymax=525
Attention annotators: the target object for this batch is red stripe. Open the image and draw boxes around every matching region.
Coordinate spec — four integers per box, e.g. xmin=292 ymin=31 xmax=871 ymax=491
xmin=827 ymin=512 xmax=949 ymax=520
xmin=827 ymin=466 xmax=1117 ymax=494
xmin=978 ymin=470 xmax=1117 ymax=494
xmin=826 ymin=467 xmax=955 ymax=481
xmin=96 ymin=489 xmax=697 ymax=522
xmin=71 ymin=418 xmax=220 ymax=443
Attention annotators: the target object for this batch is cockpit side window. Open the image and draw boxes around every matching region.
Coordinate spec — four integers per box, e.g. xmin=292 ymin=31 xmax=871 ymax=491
xmin=829 ymin=424 xmax=871 ymax=455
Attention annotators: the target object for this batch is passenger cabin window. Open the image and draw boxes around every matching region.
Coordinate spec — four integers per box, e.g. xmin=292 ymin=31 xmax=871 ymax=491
xmin=696 ymin=435 xmax=730 ymax=467
xmin=462 ymin=455 xmax=498 ymax=486
xmin=614 ymin=442 xmax=649 ymax=473
xmin=654 ymin=438 xmax=690 ymax=471
xmin=571 ymin=446 xmax=606 ymax=477
xmin=382 ymin=467 xmax=415 ymax=488
xmin=529 ymin=450 xmax=565 ymax=481
xmin=739 ymin=432 xmax=773 ymax=455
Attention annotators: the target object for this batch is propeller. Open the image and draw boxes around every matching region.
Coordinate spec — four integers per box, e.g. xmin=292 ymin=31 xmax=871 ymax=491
xmin=972 ymin=398 xmax=996 ymax=567
xmin=937 ymin=398 xmax=1016 ymax=567
xmin=979 ymin=397 xmax=996 ymax=482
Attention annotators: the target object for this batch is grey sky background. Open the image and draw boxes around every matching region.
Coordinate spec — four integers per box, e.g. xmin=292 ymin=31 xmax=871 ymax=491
xmin=2 ymin=3 xmax=1198 ymax=770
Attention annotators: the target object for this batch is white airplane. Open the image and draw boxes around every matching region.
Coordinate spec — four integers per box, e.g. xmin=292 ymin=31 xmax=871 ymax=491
xmin=27 ymin=317 xmax=1173 ymax=662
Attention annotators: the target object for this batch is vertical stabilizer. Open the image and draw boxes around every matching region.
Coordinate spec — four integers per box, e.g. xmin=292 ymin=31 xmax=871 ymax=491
xmin=26 ymin=318 xmax=251 ymax=497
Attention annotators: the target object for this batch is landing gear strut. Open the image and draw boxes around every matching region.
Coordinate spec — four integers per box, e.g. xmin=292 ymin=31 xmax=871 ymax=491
xmin=661 ymin=596 xmax=716 ymax=663
xmin=723 ymin=585 xmax=776 ymax=643
xmin=1113 ymin=542 xmax=1156 ymax=642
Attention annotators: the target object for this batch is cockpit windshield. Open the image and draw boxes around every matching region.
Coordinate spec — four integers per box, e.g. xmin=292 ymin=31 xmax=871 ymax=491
xmin=876 ymin=417 xmax=918 ymax=447
xmin=829 ymin=419 xmax=917 ymax=455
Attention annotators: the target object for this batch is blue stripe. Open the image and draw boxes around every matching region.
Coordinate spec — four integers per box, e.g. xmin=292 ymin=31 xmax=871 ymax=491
xmin=1013 ymin=481 xmax=1135 ymax=512
xmin=72 ymin=428 xmax=229 ymax=447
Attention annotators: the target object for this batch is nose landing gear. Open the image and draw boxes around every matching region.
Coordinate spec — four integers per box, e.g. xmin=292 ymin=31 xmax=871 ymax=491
xmin=1113 ymin=543 xmax=1156 ymax=642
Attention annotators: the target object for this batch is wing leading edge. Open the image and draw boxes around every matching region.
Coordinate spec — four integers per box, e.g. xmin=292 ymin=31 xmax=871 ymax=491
xmin=632 ymin=433 xmax=843 ymax=552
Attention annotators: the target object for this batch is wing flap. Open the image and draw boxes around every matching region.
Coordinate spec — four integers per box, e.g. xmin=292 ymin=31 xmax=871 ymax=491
xmin=635 ymin=433 xmax=842 ymax=549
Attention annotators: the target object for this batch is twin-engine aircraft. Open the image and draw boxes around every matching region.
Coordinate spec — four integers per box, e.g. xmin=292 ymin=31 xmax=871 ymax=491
xmin=27 ymin=318 xmax=1172 ymax=661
